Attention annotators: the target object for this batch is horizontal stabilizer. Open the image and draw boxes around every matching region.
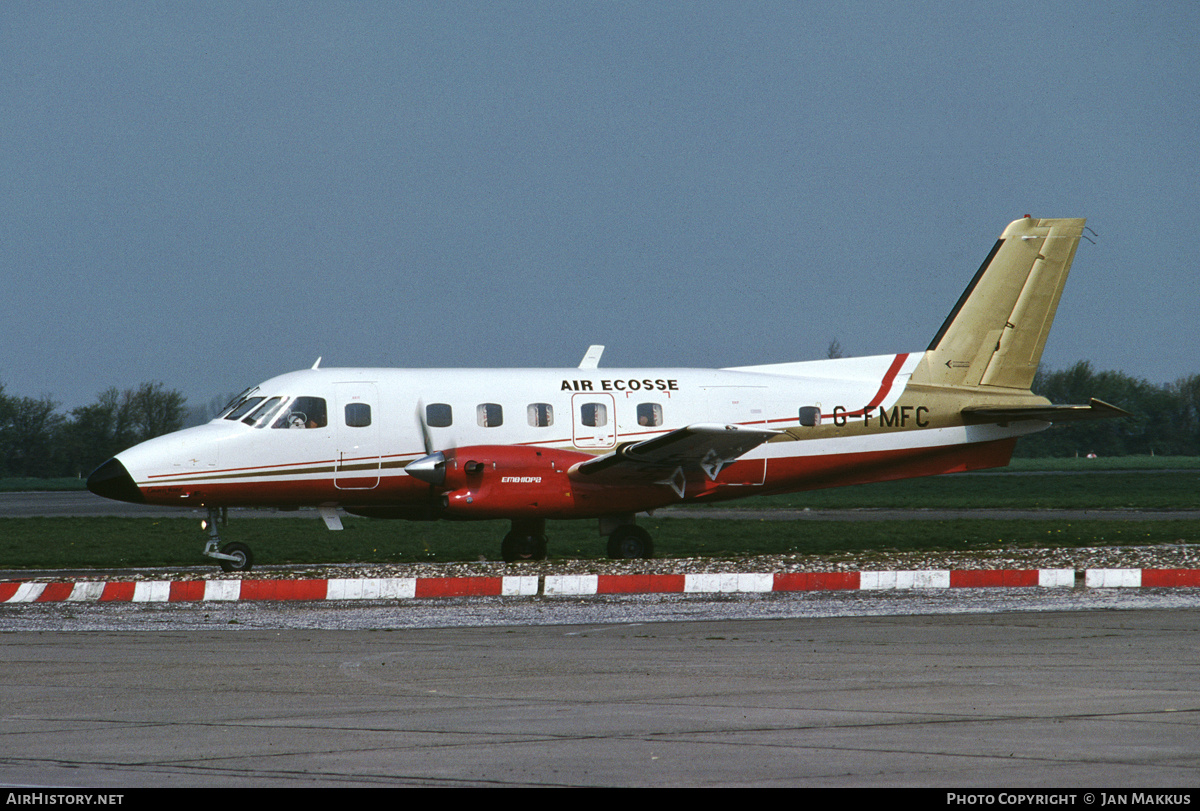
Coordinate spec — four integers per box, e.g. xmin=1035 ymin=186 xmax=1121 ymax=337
xmin=571 ymin=423 xmax=779 ymax=483
xmin=961 ymin=398 xmax=1130 ymax=425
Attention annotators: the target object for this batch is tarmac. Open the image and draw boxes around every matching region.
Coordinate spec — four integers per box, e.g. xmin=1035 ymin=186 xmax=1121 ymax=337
xmin=3 ymin=489 xmax=1200 ymax=787
xmin=3 ymin=599 xmax=1199 ymax=787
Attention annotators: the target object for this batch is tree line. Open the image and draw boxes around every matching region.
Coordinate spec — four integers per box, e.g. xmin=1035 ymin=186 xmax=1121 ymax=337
xmin=1017 ymin=362 xmax=1200 ymax=457
xmin=2 ymin=362 xmax=1199 ymax=479
xmin=0 ymin=382 xmax=190 ymax=478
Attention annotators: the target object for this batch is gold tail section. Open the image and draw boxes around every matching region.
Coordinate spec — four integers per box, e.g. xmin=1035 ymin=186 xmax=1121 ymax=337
xmin=913 ymin=216 xmax=1087 ymax=391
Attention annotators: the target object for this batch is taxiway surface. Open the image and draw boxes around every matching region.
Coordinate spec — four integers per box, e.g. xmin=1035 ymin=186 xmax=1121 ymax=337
xmin=4 ymin=490 xmax=1199 ymax=786
xmin=3 ymin=592 xmax=1199 ymax=787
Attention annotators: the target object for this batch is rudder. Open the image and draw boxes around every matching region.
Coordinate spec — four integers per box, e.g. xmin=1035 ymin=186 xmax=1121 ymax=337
xmin=914 ymin=216 xmax=1087 ymax=391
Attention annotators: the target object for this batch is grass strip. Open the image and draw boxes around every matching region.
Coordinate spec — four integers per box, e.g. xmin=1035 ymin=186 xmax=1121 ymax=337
xmin=689 ymin=471 xmax=1200 ymax=510
xmin=2 ymin=516 xmax=1197 ymax=570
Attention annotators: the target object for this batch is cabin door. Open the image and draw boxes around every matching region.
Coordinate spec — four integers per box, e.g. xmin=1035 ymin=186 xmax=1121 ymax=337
xmin=335 ymin=383 xmax=380 ymax=490
xmin=571 ymin=393 xmax=617 ymax=449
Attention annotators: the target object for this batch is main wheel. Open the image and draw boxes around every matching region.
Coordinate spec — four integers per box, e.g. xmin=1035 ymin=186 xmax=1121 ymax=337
xmin=606 ymin=526 xmax=654 ymax=559
xmin=218 ymin=541 xmax=254 ymax=573
xmin=501 ymin=532 xmax=548 ymax=563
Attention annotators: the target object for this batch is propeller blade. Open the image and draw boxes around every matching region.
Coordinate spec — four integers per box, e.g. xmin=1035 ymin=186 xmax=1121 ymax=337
xmin=415 ymin=400 xmax=434 ymax=456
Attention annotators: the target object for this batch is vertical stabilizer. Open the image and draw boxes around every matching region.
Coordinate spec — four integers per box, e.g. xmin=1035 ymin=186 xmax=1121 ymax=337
xmin=913 ymin=216 xmax=1086 ymax=391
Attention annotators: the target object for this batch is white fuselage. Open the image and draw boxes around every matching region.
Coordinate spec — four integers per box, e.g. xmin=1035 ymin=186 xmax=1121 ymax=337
xmin=105 ymin=352 xmax=1043 ymax=517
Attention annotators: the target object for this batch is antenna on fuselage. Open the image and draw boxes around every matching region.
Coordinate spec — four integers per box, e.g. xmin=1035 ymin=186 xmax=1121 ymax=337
xmin=579 ymin=345 xmax=604 ymax=369
xmin=311 ymin=357 xmax=322 ymax=369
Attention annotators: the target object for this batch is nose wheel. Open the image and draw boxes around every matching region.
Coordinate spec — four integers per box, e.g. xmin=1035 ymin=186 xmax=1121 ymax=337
xmin=201 ymin=507 xmax=255 ymax=572
xmin=214 ymin=541 xmax=254 ymax=572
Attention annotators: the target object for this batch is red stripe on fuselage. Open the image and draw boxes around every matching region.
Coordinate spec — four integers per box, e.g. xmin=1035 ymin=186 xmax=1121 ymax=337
xmin=833 ymin=352 xmax=910 ymax=420
xmin=871 ymin=354 xmax=911 ymax=407
xmin=701 ymin=436 xmax=1017 ymax=503
xmin=144 ymin=436 xmax=1016 ymax=517
xmin=750 ymin=353 xmax=911 ymax=427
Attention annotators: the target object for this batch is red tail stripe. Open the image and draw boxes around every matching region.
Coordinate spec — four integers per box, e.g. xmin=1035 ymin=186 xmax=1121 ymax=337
xmin=822 ymin=353 xmax=911 ymax=420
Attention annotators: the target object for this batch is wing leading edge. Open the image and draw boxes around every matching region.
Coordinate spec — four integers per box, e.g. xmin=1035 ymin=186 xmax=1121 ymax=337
xmin=570 ymin=423 xmax=779 ymax=496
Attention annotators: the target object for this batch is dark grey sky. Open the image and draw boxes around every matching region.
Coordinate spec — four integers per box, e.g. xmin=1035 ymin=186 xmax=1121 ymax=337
xmin=4 ymin=2 xmax=1197 ymax=410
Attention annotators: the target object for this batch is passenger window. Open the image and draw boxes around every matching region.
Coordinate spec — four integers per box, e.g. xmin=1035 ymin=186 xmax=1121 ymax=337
xmin=527 ymin=403 xmax=554 ymax=427
xmin=345 ymin=402 xmax=372 ymax=428
xmin=636 ymin=403 xmax=663 ymax=427
xmin=273 ymin=396 xmax=328 ymax=429
xmin=580 ymin=402 xmax=607 ymax=427
xmin=798 ymin=406 xmax=822 ymax=427
xmin=426 ymin=403 xmax=452 ymax=428
xmin=477 ymin=403 xmax=503 ymax=427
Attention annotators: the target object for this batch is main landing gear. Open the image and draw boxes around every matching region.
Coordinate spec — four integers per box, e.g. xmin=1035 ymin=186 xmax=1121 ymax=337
xmin=498 ymin=517 xmax=655 ymax=563
xmin=501 ymin=518 xmax=549 ymax=563
xmin=201 ymin=506 xmax=255 ymax=573
xmin=606 ymin=525 xmax=654 ymax=559
xmin=196 ymin=508 xmax=654 ymax=570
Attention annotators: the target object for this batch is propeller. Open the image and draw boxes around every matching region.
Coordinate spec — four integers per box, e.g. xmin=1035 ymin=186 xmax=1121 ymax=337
xmin=416 ymin=399 xmax=434 ymax=455
xmin=406 ymin=400 xmax=448 ymax=486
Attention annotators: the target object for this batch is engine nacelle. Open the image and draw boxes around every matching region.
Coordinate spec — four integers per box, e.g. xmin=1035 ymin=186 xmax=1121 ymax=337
xmin=407 ymin=445 xmax=591 ymax=518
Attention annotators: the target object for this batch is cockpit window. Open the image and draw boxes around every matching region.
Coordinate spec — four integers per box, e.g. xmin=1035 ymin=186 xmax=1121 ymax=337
xmin=272 ymin=396 xmax=328 ymax=429
xmin=218 ymin=387 xmax=259 ymax=419
xmin=244 ymin=397 xmax=284 ymax=427
xmin=224 ymin=396 xmax=264 ymax=421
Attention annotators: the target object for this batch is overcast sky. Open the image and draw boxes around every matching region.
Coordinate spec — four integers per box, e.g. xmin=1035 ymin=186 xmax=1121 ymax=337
xmin=3 ymin=2 xmax=1197 ymax=411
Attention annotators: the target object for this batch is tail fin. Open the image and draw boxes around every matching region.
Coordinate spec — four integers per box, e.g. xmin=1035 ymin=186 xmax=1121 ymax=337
xmin=913 ymin=216 xmax=1087 ymax=391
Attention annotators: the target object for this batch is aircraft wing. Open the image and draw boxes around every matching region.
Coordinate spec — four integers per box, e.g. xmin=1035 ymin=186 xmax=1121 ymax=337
xmin=570 ymin=423 xmax=780 ymax=490
xmin=961 ymin=398 xmax=1130 ymax=425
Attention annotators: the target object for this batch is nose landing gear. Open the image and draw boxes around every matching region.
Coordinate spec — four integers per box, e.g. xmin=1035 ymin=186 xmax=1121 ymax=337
xmin=201 ymin=507 xmax=255 ymax=572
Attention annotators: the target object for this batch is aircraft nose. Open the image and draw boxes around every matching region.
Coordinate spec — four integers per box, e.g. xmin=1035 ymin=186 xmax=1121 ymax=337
xmin=87 ymin=458 xmax=145 ymax=504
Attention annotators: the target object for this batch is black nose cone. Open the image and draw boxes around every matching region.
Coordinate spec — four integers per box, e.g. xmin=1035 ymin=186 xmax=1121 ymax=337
xmin=87 ymin=458 xmax=145 ymax=504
